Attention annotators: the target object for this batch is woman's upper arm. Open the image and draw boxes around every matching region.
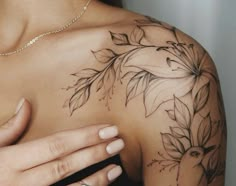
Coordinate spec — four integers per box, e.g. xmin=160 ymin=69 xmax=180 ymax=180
xmin=61 ymin=15 xmax=226 ymax=185
xmin=128 ymin=20 xmax=227 ymax=185
xmin=104 ymin=16 xmax=227 ymax=185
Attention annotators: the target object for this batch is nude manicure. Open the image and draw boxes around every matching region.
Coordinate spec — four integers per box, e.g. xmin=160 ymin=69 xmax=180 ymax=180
xmin=15 ymin=98 xmax=25 ymax=114
xmin=99 ymin=126 xmax=119 ymax=139
xmin=106 ymin=139 xmax=125 ymax=155
xmin=108 ymin=166 xmax=123 ymax=182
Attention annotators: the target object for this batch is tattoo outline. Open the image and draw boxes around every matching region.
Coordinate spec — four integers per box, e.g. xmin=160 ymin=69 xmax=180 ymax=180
xmin=63 ymin=16 xmax=226 ymax=185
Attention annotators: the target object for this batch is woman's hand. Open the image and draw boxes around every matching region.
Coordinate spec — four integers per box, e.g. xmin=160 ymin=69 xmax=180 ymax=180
xmin=0 ymin=98 xmax=124 ymax=186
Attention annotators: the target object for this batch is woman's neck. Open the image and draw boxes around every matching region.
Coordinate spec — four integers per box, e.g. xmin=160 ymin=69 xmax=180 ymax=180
xmin=0 ymin=0 xmax=95 ymax=53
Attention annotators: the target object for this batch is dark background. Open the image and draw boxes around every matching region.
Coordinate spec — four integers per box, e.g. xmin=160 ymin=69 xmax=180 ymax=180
xmin=100 ymin=0 xmax=123 ymax=7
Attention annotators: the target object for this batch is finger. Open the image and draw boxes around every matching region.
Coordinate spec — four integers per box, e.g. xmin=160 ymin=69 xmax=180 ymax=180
xmin=3 ymin=124 xmax=119 ymax=170
xmin=71 ymin=165 xmax=123 ymax=186
xmin=21 ymin=139 xmax=124 ymax=186
xmin=0 ymin=98 xmax=31 ymax=147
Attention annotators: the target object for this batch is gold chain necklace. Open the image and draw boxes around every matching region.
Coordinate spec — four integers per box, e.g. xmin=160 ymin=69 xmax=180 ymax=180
xmin=0 ymin=0 xmax=92 ymax=56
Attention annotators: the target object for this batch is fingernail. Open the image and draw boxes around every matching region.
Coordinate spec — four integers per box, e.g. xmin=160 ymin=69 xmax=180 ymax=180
xmin=15 ymin=98 xmax=25 ymax=114
xmin=108 ymin=166 xmax=122 ymax=182
xmin=99 ymin=126 xmax=119 ymax=139
xmin=106 ymin=139 xmax=125 ymax=155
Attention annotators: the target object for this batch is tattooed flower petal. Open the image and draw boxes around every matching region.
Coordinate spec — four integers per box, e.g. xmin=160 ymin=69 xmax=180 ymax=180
xmin=128 ymin=63 xmax=190 ymax=79
xmin=126 ymin=71 xmax=150 ymax=104
xmin=199 ymin=52 xmax=218 ymax=80
xmin=144 ymin=76 xmax=195 ymax=117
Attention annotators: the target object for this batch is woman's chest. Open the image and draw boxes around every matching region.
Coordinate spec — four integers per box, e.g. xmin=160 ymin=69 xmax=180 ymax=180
xmin=0 ymin=62 xmax=142 ymax=183
xmin=0 ymin=59 xmax=113 ymax=142
xmin=0 ymin=30 xmax=112 ymax=139
xmin=0 ymin=30 xmax=142 ymax=182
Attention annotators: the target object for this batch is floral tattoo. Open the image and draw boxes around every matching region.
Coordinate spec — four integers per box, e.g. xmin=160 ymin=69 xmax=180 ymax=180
xmin=63 ymin=16 xmax=226 ymax=185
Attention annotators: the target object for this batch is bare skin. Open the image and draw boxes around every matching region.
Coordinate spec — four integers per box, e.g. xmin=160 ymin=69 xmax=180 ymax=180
xmin=0 ymin=99 xmax=124 ymax=185
xmin=0 ymin=0 xmax=226 ymax=185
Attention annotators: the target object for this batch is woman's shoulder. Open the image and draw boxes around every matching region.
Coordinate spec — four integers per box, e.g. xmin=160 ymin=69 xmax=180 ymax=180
xmin=98 ymin=9 xmax=226 ymax=186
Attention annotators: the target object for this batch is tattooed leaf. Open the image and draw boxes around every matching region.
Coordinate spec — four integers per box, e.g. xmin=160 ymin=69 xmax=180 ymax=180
xmin=174 ymin=96 xmax=191 ymax=129
xmin=126 ymin=71 xmax=150 ymax=104
xmin=170 ymin=127 xmax=188 ymax=139
xmin=63 ymin=98 xmax=70 ymax=108
xmin=96 ymin=78 xmax=104 ymax=92
xmin=135 ymin=16 xmax=162 ymax=25
xmin=69 ymin=87 xmax=90 ymax=115
xmin=166 ymin=57 xmax=172 ymax=67
xmin=166 ymin=110 xmax=175 ymax=120
xmin=194 ymin=82 xmax=210 ymax=112
xmin=207 ymin=149 xmax=219 ymax=171
xmin=73 ymin=78 xmax=90 ymax=91
xmin=109 ymin=31 xmax=130 ymax=45
xmin=122 ymin=71 xmax=138 ymax=80
xmin=103 ymin=65 xmax=116 ymax=91
xmin=211 ymin=120 xmax=220 ymax=138
xmin=92 ymin=49 xmax=117 ymax=63
xmin=161 ymin=133 xmax=185 ymax=159
xmin=144 ymin=16 xmax=174 ymax=30
xmin=207 ymin=149 xmax=220 ymax=183
xmin=197 ymin=115 xmax=212 ymax=146
xmin=72 ymin=69 xmax=99 ymax=78
xmin=130 ymin=26 xmax=145 ymax=44
xmin=192 ymin=75 xmax=210 ymax=102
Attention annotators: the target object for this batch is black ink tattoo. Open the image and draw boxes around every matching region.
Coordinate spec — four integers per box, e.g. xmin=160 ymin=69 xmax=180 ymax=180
xmin=63 ymin=16 xmax=226 ymax=185
xmin=148 ymin=96 xmax=225 ymax=186
xmin=63 ymin=16 xmax=177 ymax=116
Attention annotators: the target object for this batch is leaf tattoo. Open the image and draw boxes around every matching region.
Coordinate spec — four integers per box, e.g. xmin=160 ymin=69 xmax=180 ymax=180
xmin=149 ymin=95 xmax=225 ymax=185
xmin=64 ymin=16 xmax=219 ymax=119
xmin=62 ymin=15 xmax=226 ymax=185
xmin=92 ymin=49 xmax=117 ymax=64
xmin=170 ymin=127 xmax=189 ymax=139
xmin=173 ymin=96 xmax=191 ymax=129
xmin=109 ymin=31 xmax=130 ymax=45
xmin=161 ymin=133 xmax=185 ymax=159
xmin=193 ymin=82 xmax=210 ymax=113
xmin=197 ymin=114 xmax=212 ymax=146
xmin=69 ymin=87 xmax=90 ymax=115
xmin=130 ymin=26 xmax=145 ymax=44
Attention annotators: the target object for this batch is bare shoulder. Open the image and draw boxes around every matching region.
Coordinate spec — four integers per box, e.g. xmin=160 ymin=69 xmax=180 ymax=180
xmin=62 ymin=11 xmax=227 ymax=185
xmin=88 ymin=14 xmax=227 ymax=185
xmin=107 ymin=15 xmax=227 ymax=186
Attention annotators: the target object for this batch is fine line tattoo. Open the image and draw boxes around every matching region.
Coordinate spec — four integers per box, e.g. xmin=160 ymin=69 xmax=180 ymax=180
xmin=63 ymin=16 xmax=226 ymax=185
xmin=147 ymin=95 xmax=225 ymax=186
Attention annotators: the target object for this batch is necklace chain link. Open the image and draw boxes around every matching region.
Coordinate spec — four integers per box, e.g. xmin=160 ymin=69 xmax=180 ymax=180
xmin=0 ymin=0 xmax=92 ymax=56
